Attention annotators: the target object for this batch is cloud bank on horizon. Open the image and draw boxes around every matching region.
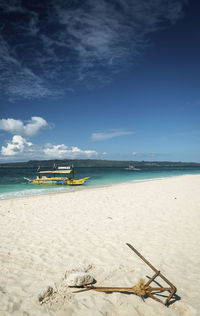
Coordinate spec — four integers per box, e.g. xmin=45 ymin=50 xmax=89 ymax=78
xmin=0 ymin=117 xmax=98 ymax=160
xmin=0 ymin=117 xmax=136 ymax=160
xmin=0 ymin=0 xmax=187 ymax=99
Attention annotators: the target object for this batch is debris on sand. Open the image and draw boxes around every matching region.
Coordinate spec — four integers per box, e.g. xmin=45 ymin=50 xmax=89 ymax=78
xmin=66 ymin=272 xmax=94 ymax=287
xmin=38 ymin=286 xmax=54 ymax=304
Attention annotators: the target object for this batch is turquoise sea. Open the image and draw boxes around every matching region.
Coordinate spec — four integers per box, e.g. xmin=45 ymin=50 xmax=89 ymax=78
xmin=0 ymin=166 xmax=200 ymax=199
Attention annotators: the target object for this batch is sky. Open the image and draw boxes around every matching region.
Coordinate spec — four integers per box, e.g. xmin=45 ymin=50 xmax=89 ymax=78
xmin=0 ymin=0 xmax=200 ymax=163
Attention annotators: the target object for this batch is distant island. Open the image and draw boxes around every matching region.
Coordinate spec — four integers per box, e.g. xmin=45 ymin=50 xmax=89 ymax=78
xmin=0 ymin=159 xmax=200 ymax=168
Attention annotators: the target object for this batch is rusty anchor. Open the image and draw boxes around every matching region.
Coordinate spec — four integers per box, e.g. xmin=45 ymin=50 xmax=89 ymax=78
xmin=83 ymin=243 xmax=177 ymax=306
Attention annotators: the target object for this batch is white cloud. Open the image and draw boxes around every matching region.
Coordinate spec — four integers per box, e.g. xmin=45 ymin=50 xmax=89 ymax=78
xmin=43 ymin=144 xmax=98 ymax=159
xmin=0 ymin=137 xmax=98 ymax=160
xmin=0 ymin=118 xmax=23 ymax=134
xmin=43 ymin=144 xmax=68 ymax=158
xmin=24 ymin=117 xmax=49 ymax=136
xmin=91 ymin=129 xmax=134 ymax=141
xmin=1 ymin=135 xmax=32 ymax=156
xmin=0 ymin=117 xmax=49 ymax=136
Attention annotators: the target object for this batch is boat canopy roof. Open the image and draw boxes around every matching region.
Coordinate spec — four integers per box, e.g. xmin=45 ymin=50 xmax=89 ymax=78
xmin=38 ymin=170 xmax=73 ymax=174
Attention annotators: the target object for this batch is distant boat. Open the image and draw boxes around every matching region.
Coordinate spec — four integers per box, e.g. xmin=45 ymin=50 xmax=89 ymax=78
xmin=124 ymin=165 xmax=141 ymax=171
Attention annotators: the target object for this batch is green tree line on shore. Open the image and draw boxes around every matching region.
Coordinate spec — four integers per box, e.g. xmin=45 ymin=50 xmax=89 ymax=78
xmin=0 ymin=159 xmax=200 ymax=168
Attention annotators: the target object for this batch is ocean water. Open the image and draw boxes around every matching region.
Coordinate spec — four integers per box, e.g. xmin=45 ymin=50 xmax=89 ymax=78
xmin=0 ymin=166 xmax=200 ymax=199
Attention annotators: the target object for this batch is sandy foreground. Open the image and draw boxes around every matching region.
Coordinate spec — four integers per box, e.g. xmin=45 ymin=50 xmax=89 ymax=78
xmin=0 ymin=175 xmax=200 ymax=316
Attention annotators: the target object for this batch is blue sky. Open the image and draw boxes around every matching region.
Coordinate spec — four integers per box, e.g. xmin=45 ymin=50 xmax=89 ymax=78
xmin=0 ymin=0 xmax=200 ymax=163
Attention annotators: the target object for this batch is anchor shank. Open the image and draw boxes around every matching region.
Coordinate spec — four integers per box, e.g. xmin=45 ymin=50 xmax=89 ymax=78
xmin=126 ymin=243 xmax=158 ymax=273
xmin=85 ymin=286 xmax=136 ymax=292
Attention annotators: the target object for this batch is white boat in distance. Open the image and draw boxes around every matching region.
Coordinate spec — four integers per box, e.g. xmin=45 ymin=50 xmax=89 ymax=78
xmin=124 ymin=165 xmax=141 ymax=171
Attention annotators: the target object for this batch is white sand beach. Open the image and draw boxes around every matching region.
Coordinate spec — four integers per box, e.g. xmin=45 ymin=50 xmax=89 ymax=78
xmin=0 ymin=175 xmax=200 ymax=316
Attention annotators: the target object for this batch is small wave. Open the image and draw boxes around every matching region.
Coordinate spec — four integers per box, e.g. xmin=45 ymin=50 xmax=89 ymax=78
xmin=0 ymin=186 xmax=73 ymax=200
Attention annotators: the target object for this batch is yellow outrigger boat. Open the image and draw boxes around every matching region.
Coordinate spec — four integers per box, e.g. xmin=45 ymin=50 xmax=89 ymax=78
xmin=24 ymin=165 xmax=89 ymax=186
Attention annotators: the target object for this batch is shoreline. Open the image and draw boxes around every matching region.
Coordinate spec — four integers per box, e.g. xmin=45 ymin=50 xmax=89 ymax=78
xmin=0 ymin=172 xmax=199 ymax=201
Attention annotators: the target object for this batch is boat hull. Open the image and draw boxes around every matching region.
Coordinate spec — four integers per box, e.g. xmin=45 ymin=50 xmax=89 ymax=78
xmin=65 ymin=177 xmax=90 ymax=186
xmin=24 ymin=177 xmax=89 ymax=186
